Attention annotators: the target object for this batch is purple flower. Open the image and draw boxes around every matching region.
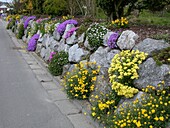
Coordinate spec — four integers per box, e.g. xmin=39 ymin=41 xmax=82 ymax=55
xmin=24 ymin=16 xmax=36 ymax=29
xmin=64 ymin=27 xmax=78 ymax=39
xmin=49 ymin=52 xmax=56 ymax=61
xmin=27 ymin=34 xmax=39 ymax=51
xmin=56 ymin=19 xmax=78 ymax=35
xmin=107 ymin=32 xmax=119 ymax=49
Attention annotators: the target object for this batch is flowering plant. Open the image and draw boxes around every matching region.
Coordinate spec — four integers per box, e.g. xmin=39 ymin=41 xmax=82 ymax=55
xmin=48 ymin=51 xmax=69 ymax=76
xmin=111 ymin=82 xmax=170 ymax=128
xmin=111 ymin=17 xmax=128 ymax=28
xmin=107 ymin=32 xmax=119 ymax=49
xmin=90 ymin=89 xmax=121 ymax=125
xmin=24 ymin=16 xmax=36 ymax=29
xmin=108 ymin=50 xmax=148 ymax=98
xmin=49 ymin=52 xmax=56 ymax=61
xmin=64 ymin=27 xmax=79 ymax=39
xmin=56 ymin=19 xmax=78 ymax=35
xmin=27 ymin=34 xmax=40 ymax=51
xmin=64 ymin=62 xmax=100 ymax=100
xmin=86 ymin=23 xmax=107 ymax=50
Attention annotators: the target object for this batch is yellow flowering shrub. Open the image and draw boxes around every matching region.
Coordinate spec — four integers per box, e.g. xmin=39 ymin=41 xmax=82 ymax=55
xmin=6 ymin=15 xmax=12 ymax=21
xmin=108 ymin=50 xmax=148 ymax=98
xmin=111 ymin=17 xmax=128 ymax=28
xmin=90 ymin=90 xmax=121 ymax=125
xmin=111 ymin=82 xmax=170 ymax=128
xmin=64 ymin=61 xmax=100 ymax=100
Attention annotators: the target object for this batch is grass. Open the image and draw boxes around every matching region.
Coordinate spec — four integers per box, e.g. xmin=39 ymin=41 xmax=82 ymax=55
xmin=131 ymin=10 xmax=170 ymax=26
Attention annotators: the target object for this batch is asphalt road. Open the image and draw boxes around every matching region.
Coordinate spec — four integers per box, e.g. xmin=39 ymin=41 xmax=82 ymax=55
xmin=0 ymin=20 xmax=74 ymax=128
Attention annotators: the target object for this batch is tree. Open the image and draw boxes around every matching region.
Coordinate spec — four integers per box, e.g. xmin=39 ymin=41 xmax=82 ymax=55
xmin=43 ymin=0 xmax=67 ymax=16
xmin=96 ymin=0 xmax=139 ymax=21
xmin=142 ymin=0 xmax=170 ymax=12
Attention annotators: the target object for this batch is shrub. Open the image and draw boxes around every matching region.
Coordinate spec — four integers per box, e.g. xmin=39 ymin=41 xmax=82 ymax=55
xmin=63 ymin=62 xmax=100 ymax=100
xmin=108 ymin=50 xmax=148 ymax=98
xmin=90 ymin=89 xmax=121 ymax=125
xmin=17 ymin=23 xmax=24 ymax=39
xmin=110 ymin=82 xmax=170 ymax=128
xmin=86 ymin=23 xmax=107 ymax=50
xmin=48 ymin=51 xmax=69 ymax=76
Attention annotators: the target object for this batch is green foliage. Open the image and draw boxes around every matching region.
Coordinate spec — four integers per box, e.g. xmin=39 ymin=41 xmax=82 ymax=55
xmin=152 ymin=47 xmax=170 ymax=66
xmin=48 ymin=51 xmax=69 ymax=76
xmin=86 ymin=23 xmax=107 ymax=50
xmin=43 ymin=0 xmax=68 ymax=16
xmin=17 ymin=23 xmax=24 ymax=39
xmin=6 ymin=19 xmax=15 ymax=30
xmin=134 ymin=10 xmax=170 ymax=26
xmin=142 ymin=0 xmax=170 ymax=12
xmin=96 ymin=0 xmax=139 ymax=20
xmin=63 ymin=62 xmax=100 ymax=100
xmin=151 ymin=34 xmax=170 ymax=43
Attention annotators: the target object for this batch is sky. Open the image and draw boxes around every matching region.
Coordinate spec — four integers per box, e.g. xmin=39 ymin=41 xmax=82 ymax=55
xmin=0 ymin=0 xmax=12 ymax=2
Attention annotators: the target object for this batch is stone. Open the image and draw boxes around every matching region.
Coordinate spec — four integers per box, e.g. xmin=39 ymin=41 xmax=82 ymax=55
xmin=90 ymin=46 xmax=120 ymax=68
xmin=103 ymin=31 xmax=114 ymax=47
xmin=84 ymin=38 xmax=94 ymax=51
xmin=44 ymin=47 xmax=52 ymax=61
xmin=68 ymin=114 xmax=95 ymax=128
xmin=35 ymin=43 xmax=43 ymax=54
xmin=69 ymin=44 xmax=90 ymax=62
xmin=53 ymin=23 xmax=60 ymax=40
xmin=42 ymin=34 xmax=50 ymax=48
xmin=41 ymin=82 xmax=60 ymax=90
xmin=133 ymin=38 xmax=170 ymax=55
xmin=47 ymin=90 xmax=68 ymax=101
xmin=117 ymin=30 xmax=138 ymax=50
xmin=66 ymin=31 xmax=77 ymax=45
xmin=78 ymin=33 xmax=85 ymax=43
xmin=62 ymin=64 xmax=71 ymax=77
xmin=22 ymin=35 xmax=27 ymax=42
xmin=134 ymin=58 xmax=170 ymax=90
xmin=56 ymin=39 xmax=70 ymax=52
xmin=90 ymin=75 xmax=111 ymax=100
xmin=50 ymin=40 xmax=60 ymax=50
xmin=116 ymin=91 xmax=146 ymax=113
xmin=62 ymin=24 xmax=75 ymax=39
xmin=38 ymin=33 xmax=44 ymax=43
xmin=54 ymin=100 xmax=80 ymax=115
xmin=40 ymin=47 xmax=46 ymax=58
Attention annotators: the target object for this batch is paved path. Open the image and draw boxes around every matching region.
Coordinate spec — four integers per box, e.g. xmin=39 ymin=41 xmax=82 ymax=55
xmin=0 ymin=19 xmax=96 ymax=128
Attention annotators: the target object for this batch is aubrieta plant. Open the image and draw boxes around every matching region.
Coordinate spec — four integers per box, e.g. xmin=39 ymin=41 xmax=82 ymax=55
xmin=48 ymin=51 xmax=69 ymax=76
xmin=111 ymin=17 xmax=128 ymax=28
xmin=110 ymin=82 xmax=170 ymax=128
xmin=108 ymin=50 xmax=148 ymax=98
xmin=107 ymin=32 xmax=119 ymax=49
xmin=86 ymin=23 xmax=107 ymax=50
xmin=64 ymin=62 xmax=100 ymax=100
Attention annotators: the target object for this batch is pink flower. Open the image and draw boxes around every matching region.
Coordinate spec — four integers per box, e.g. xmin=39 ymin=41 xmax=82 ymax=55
xmin=49 ymin=52 xmax=56 ymax=61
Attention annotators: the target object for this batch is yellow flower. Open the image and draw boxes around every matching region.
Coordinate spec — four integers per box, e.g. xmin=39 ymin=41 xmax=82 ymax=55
xmin=159 ymin=116 xmax=164 ymax=121
xmin=151 ymin=109 xmax=155 ymax=113
xmin=91 ymin=112 xmax=96 ymax=117
xmin=154 ymin=116 xmax=159 ymax=121
xmin=135 ymin=121 xmax=141 ymax=127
